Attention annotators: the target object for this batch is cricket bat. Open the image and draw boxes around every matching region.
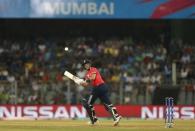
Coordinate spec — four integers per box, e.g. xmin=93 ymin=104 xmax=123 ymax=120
xmin=64 ymin=71 xmax=84 ymax=85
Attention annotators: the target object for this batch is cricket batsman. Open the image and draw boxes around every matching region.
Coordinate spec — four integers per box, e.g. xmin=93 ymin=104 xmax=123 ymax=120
xmin=80 ymin=59 xmax=122 ymax=126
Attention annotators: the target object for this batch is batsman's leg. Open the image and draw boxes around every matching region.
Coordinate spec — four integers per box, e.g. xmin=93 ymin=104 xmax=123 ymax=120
xmin=81 ymin=95 xmax=98 ymax=125
xmin=100 ymin=91 xmax=121 ymax=126
xmin=104 ymin=103 xmax=121 ymax=120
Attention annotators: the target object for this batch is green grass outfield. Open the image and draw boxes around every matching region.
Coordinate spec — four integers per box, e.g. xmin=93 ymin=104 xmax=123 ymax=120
xmin=0 ymin=119 xmax=194 ymax=131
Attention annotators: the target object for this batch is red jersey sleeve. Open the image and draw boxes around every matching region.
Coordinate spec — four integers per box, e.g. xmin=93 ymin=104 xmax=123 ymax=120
xmin=85 ymin=67 xmax=104 ymax=87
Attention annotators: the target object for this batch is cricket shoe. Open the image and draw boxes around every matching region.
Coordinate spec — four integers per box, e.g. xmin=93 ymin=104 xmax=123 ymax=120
xmin=87 ymin=117 xmax=99 ymax=126
xmin=113 ymin=116 xmax=122 ymax=126
xmin=165 ymin=123 xmax=173 ymax=128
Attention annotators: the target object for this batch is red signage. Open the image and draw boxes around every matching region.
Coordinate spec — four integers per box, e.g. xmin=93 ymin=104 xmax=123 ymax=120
xmin=0 ymin=105 xmax=194 ymax=119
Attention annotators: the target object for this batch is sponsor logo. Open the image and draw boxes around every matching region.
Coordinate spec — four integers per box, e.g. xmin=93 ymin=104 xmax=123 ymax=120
xmin=0 ymin=106 xmax=86 ymax=119
xmin=142 ymin=106 xmax=195 ymax=119
xmin=32 ymin=1 xmax=114 ymax=16
xmin=0 ymin=105 xmax=194 ymax=119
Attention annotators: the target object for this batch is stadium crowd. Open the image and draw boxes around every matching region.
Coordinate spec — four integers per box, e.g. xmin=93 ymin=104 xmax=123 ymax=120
xmin=0 ymin=36 xmax=194 ymax=105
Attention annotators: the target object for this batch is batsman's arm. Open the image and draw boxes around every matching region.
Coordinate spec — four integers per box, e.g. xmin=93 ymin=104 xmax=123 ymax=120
xmin=80 ymin=73 xmax=96 ymax=87
xmin=88 ymin=73 xmax=96 ymax=80
xmin=80 ymin=81 xmax=89 ymax=87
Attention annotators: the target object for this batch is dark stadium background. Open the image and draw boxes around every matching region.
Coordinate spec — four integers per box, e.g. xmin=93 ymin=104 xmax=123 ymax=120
xmin=0 ymin=19 xmax=194 ymax=105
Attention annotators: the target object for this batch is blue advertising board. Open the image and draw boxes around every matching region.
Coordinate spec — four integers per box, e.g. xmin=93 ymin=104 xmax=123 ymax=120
xmin=0 ymin=0 xmax=194 ymax=19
